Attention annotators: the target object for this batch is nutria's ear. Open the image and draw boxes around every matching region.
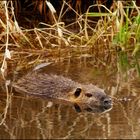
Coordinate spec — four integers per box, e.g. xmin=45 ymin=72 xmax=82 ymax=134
xmin=74 ymin=88 xmax=81 ymax=97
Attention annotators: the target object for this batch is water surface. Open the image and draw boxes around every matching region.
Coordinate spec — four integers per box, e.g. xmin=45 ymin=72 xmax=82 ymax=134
xmin=0 ymin=59 xmax=140 ymax=139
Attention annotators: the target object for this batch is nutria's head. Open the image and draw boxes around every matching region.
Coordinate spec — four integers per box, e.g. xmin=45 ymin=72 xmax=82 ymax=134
xmin=69 ymin=84 xmax=112 ymax=113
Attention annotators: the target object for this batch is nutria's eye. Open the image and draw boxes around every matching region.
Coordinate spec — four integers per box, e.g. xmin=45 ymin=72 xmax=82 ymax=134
xmin=74 ymin=88 xmax=81 ymax=97
xmin=85 ymin=93 xmax=93 ymax=97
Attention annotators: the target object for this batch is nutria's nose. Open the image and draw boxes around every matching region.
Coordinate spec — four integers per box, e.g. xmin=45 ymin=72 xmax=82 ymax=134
xmin=102 ymin=97 xmax=112 ymax=109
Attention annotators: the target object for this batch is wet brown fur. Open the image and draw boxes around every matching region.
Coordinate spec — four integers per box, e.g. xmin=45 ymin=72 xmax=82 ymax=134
xmin=13 ymin=72 xmax=112 ymax=112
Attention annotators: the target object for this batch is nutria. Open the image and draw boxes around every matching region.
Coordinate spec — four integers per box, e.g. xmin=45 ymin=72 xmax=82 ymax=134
xmin=13 ymin=72 xmax=112 ymax=113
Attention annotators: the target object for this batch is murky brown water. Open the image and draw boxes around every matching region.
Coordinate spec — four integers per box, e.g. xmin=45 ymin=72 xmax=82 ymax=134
xmin=0 ymin=58 xmax=140 ymax=139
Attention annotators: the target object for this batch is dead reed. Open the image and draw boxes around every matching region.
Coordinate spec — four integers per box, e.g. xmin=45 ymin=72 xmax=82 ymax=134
xmin=0 ymin=0 xmax=139 ymax=125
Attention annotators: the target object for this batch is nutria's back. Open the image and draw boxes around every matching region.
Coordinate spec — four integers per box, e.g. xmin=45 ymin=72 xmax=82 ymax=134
xmin=13 ymin=72 xmax=80 ymax=99
xmin=13 ymin=72 xmax=112 ymax=113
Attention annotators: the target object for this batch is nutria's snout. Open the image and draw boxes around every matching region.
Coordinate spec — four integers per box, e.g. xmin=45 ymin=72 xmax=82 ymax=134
xmin=101 ymin=96 xmax=112 ymax=110
xmin=81 ymin=94 xmax=112 ymax=113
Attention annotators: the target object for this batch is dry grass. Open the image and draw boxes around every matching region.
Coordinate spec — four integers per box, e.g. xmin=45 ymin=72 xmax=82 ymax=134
xmin=0 ymin=0 xmax=140 ymax=126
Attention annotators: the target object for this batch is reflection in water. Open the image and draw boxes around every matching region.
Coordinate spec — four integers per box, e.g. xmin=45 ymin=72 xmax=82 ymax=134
xmin=0 ymin=59 xmax=140 ymax=139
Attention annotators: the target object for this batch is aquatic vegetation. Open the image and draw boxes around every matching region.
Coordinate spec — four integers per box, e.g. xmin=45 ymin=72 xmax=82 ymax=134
xmin=0 ymin=0 xmax=140 ymax=127
xmin=0 ymin=1 xmax=139 ymax=78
